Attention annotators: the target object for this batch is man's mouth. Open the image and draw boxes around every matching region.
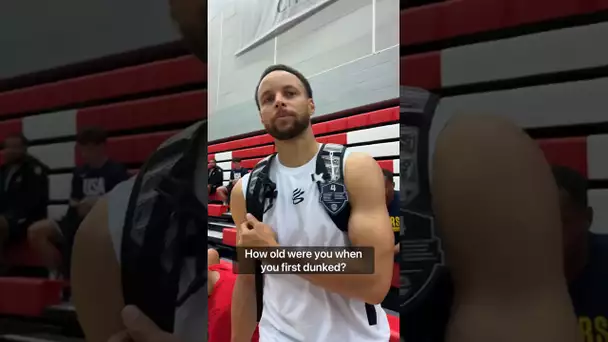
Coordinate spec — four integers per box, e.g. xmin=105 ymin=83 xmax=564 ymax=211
xmin=276 ymin=109 xmax=295 ymax=118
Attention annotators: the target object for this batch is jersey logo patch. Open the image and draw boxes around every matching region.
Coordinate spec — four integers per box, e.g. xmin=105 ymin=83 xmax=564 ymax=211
xmin=292 ymin=188 xmax=305 ymax=205
xmin=319 ymin=182 xmax=348 ymax=215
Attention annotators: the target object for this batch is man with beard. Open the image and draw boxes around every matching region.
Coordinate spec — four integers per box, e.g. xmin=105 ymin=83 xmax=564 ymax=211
xmin=0 ymin=134 xmax=49 ymax=265
xmin=230 ymin=64 xmax=395 ymax=341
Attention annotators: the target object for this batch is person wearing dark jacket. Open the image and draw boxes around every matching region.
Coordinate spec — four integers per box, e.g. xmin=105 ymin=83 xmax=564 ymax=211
xmin=208 ymin=158 xmax=224 ymax=195
xmin=0 ymin=134 xmax=49 ymax=259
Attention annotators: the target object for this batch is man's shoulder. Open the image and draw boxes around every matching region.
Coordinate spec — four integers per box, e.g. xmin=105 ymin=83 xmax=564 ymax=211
xmin=105 ymin=159 xmax=128 ymax=173
xmin=25 ymin=156 xmax=50 ymax=173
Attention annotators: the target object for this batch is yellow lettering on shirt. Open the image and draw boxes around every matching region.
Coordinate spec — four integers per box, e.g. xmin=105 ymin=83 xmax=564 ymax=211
xmin=390 ymin=216 xmax=400 ymax=232
xmin=579 ymin=316 xmax=608 ymax=342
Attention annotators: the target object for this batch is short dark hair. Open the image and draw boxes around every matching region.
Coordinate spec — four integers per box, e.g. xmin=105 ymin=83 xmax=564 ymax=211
xmin=233 ymin=157 xmax=242 ymax=163
xmin=76 ymin=127 xmax=107 ymax=145
xmin=552 ymin=165 xmax=588 ymax=208
xmin=382 ymin=169 xmax=394 ymax=183
xmin=3 ymin=133 xmax=28 ymax=148
xmin=254 ymin=64 xmax=313 ymax=110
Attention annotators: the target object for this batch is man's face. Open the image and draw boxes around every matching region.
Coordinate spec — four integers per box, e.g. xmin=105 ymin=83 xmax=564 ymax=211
xmin=3 ymin=137 xmax=26 ymax=164
xmin=79 ymin=143 xmax=105 ymax=165
xmin=170 ymin=0 xmax=206 ymax=61
xmin=257 ymin=71 xmax=314 ymax=141
xmin=209 ymin=160 xmax=216 ymax=169
xmin=385 ymin=180 xmax=395 ymax=205
xmin=559 ymin=189 xmax=592 ymax=260
xmin=233 ymin=161 xmax=241 ymax=169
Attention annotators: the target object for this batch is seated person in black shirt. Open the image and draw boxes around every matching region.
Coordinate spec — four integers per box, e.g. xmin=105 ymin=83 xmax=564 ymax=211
xmin=554 ymin=165 xmax=608 ymax=341
xmin=216 ymin=158 xmax=248 ymax=205
xmin=207 ymin=158 xmax=224 ymax=196
xmin=0 ymin=134 xmax=49 ymax=263
xmin=383 ymin=169 xmax=400 ymax=256
xmin=27 ymin=127 xmax=129 ymax=278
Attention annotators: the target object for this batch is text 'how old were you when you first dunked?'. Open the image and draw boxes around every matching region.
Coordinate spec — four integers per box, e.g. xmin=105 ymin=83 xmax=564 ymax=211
xmin=235 ymin=246 xmax=375 ymax=274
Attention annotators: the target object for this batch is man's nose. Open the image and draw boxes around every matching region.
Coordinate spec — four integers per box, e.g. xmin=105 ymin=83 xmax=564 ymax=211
xmin=274 ymin=94 xmax=287 ymax=107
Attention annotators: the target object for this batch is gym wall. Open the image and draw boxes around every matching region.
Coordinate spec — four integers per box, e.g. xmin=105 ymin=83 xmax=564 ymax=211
xmin=0 ymin=0 xmax=180 ymax=79
xmin=402 ymin=1 xmax=608 ymax=234
xmin=208 ymin=0 xmax=400 ymax=141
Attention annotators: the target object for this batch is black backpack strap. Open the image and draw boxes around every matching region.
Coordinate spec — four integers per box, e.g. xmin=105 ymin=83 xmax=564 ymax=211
xmin=314 ymin=143 xmax=350 ymax=231
xmin=121 ymin=121 xmax=206 ymax=332
xmin=244 ymin=153 xmax=277 ymax=322
xmin=399 ymin=87 xmax=444 ymax=314
xmin=312 ymin=143 xmax=377 ymax=325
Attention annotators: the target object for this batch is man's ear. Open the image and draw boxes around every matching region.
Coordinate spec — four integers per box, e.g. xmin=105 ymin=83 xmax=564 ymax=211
xmin=308 ymin=99 xmax=315 ymax=116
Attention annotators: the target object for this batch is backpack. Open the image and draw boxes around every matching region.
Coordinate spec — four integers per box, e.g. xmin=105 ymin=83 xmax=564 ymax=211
xmin=245 ymin=143 xmax=377 ymax=325
xmin=399 ymin=87 xmax=446 ymax=314
xmin=121 ymin=121 xmax=208 ymax=332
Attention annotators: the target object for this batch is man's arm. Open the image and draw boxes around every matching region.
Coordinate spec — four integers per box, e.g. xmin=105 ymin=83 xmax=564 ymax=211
xmin=72 ymin=198 xmax=125 ymax=342
xmin=230 ymin=179 xmax=259 ymax=342
xmin=431 ymin=114 xmax=580 ymax=342
xmin=298 ymin=153 xmax=395 ymax=304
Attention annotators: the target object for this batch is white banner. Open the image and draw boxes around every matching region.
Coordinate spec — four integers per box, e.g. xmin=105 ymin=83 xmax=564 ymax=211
xmin=236 ymin=0 xmax=339 ymax=56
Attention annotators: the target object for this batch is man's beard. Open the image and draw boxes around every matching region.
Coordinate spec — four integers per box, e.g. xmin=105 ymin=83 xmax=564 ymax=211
xmin=266 ymin=115 xmax=310 ymax=141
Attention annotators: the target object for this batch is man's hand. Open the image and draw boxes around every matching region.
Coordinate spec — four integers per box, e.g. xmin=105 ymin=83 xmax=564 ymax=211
xmin=108 ymin=306 xmax=177 ymax=342
xmin=238 ymin=214 xmax=278 ymax=248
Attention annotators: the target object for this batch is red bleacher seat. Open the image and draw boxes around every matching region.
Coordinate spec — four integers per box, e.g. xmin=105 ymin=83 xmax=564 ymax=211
xmin=209 ymin=204 xmax=229 ymax=217
xmin=232 ymin=145 xmax=275 ymax=160
xmin=538 ymin=137 xmax=587 ymax=177
xmin=223 ymin=228 xmax=237 ymax=247
xmin=0 ymin=119 xmax=23 ymax=143
xmin=387 ymin=314 xmax=400 ymax=342
xmin=0 ymin=56 xmax=206 ymax=116
xmin=0 ymin=278 xmax=63 ymax=316
xmin=77 ymin=90 xmax=205 ymax=133
xmin=96 ymin=131 xmax=178 ymax=165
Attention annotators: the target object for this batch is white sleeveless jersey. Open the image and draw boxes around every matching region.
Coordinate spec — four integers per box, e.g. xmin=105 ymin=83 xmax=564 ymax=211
xmin=240 ymin=144 xmax=390 ymax=342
